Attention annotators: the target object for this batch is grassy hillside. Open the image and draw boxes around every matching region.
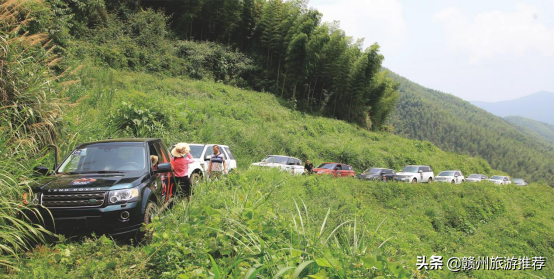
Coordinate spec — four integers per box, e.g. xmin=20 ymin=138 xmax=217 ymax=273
xmin=387 ymin=73 xmax=554 ymax=186
xmin=6 ymin=66 xmax=553 ymax=279
xmin=53 ymin=65 xmax=494 ymax=176
xmin=505 ymin=116 xmax=554 ymax=144
xmin=11 ymin=169 xmax=554 ymax=279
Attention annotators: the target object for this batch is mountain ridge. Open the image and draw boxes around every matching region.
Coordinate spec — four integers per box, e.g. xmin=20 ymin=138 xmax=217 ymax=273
xmin=386 ymin=72 xmax=554 ymax=186
xmin=470 ymin=91 xmax=554 ymax=125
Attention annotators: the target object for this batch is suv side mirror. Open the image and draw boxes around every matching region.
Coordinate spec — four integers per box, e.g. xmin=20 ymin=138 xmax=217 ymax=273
xmin=33 ymin=166 xmax=50 ymax=176
xmin=155 ymin=163 xmax=172 ymax=173
xmin=204 ymin=155 xmax=212 ymax=161
xmin=418 ymin=170 xmax=423 ymax=173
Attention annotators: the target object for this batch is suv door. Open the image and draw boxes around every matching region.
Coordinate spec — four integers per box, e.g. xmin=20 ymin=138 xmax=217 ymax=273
xmin=384 ymin=169 xmax=395 ymax=181
xmin=344 ymin=165 xmax=355 ymax=177
xmin=152 ymin=141 xmax=173 ymax=203
xmin=333 ymin=164 xmax=342 ymax=177
xmin=424 ymin=167 xmax=433 ymax=182
xmin=222 ymin=146 xmax=236 ymax=171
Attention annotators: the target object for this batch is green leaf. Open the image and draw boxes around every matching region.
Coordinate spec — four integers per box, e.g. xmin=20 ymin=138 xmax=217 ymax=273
xmin=208 ymin=254 xmax=221 ymax=279
xmin=274 ymin=266 xmax=295 ymax=278
xmin=292 ymin=260 xmax=314 ymax=278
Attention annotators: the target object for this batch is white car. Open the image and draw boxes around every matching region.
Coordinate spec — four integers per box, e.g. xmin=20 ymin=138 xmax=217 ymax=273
xmin=435 ymin=170 xmax=465 ymax=184
xmin=465 ymin=174 xmax=488 ymax=182
xmin=489 ymin=175 xmax=511 ymax=185
xmin=394 ymin=165 xmax=434 ymax=183
xmin=251 ymin=155 xmax=304 ymax=175
xmin=171 ymin=144 xmax=237 ymax=184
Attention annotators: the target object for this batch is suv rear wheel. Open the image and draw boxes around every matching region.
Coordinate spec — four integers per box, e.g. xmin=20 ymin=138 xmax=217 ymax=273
xmin=412 ymin=178 xmax=417 ymax=183
xmin=428 ymin=178 xmax=433 ymax=183
xmin=190 ymin=172 xmax=202 ymax=185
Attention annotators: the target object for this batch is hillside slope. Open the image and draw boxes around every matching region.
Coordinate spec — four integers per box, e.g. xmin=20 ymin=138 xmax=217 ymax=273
xmin=62 ymin=66 xmax=494 ymax=177
xmin=505 ymin=116 xmax=554 ymax=144
xmin=471 ymin=91 xmax=554 ymax=125
xmin=11 ymin=67 xmax=554 ymax=279
xmin=387 ymin=73 xmax=554 ymax=185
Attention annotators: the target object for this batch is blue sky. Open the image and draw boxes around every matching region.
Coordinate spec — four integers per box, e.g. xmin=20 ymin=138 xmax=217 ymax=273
xmin=308 ymin=0 xmax=554 ymax=101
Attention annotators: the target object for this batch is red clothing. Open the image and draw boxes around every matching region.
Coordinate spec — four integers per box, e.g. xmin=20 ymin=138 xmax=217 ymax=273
xmin=171 ymin=153 xmax=194 ymax=177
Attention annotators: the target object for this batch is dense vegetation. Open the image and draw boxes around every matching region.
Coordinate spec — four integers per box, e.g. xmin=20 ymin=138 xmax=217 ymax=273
xmin=11 ymin=169 xmax=554 ymax=279
xmin=1 ymin=0 xmax=553 ymax=278
xmin=387 ymin=73 xmax=554 ymax=186
xmin=505 ymin=116 xmax=554 ymax=144
xmin=52 ymin=0 xmax=399 ymax=129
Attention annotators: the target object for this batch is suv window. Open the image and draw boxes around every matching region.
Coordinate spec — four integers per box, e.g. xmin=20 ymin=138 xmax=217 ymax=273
xmin=342 ymin=165 xmax=351 ymax=171
xmin=386 ymin=169 xmax=393 ymax=174
xmin=223 ymin=147 xmax=235 ymax=160
xmin=149 ymin=142 xmax=161 ymax=171
xmin=423 ymin=166 xmax=431 ymax=172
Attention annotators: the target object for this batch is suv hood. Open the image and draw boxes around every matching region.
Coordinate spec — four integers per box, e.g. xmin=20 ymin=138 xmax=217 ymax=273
xmin=396 ymin=172 xmax=417 ymax=176
xmin=34 ymin=173 xmax=144 ymax=192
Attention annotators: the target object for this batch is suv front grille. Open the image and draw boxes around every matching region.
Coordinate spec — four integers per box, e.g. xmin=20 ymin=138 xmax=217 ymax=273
xmin=41 ymin=192 xmax=106 ymax=208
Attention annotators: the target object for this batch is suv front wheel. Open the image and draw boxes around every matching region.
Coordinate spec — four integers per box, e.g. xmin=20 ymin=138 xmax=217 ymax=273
xmin=138 ymin=201 xmax=156 ymax=242
xmin=190 ymin=172 xmax=202 ymax=185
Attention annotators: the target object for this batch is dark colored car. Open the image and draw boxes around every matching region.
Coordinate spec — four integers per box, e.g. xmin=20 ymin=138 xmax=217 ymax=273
xmin=313 ymin=163 xmax=355 ymax=177
xmin=357 ymin=168 xmax=395 ymax=181
xmin=26 ymin=138 xmax=174 ymax=237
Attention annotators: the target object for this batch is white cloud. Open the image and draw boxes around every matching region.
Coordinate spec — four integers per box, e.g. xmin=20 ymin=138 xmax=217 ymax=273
xmin=310 ymin=0 xmax=406 ymax=52
xmin=434 ymin=4 xmax=554 ymax=64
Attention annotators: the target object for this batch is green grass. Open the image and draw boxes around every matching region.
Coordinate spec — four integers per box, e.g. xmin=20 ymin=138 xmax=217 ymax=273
xmin=10 ymin=169 xmax=554 ymax=278
xmin=58 ymin=66 xmax=495 ymax=176
xmin=4 ymin=66 xmax=553 ymax=278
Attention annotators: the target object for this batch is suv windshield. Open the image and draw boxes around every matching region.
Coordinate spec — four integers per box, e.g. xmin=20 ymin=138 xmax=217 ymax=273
xmin=57 ymin=143 xmax=146 ymax=174
xmin=363 ymin=168 xmax=382 ymax=174
xmin=514 ymin=178 xmax=524 ymax=183
xmin=490 ymin=176 xmax=503 ymax=180
xmin=261 ymin=156 xmax=289 ymax=164
xmin=401 ymin=166 xmax=419 ymax=173
xmin=439 ymin=171 xmax=455 ymax=176
xmin=317 ymin=163 xmax=336 ymax=170
xmin=189 ymin=145 xmax=204 ymax=158
xmin=469 ymin=174 xmax=481 ymax=178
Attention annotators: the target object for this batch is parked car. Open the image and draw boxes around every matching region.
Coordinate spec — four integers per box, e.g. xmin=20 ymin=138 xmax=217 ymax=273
xmin=313 ymin=163 xmax=355 ymax=177
xmin=357 ymin=168 xmax=395 ymax=181
xmin=513 ymin=178 xmax=528 ymax=186
xmin=489 ymin=175 xmax=512 ymax=185
xmin=435 ymin=170 xmax=465 ymax=184
xmin=465 ymin=174 xmax=488 ymax=182
xmin=251 ymin=155 xmax=304 ymax=175
xmin=394 ymin=165 xmax=434 ymax=183
xmin=171 ymin=143 xmax=237 ymax=184
xmin=27 ymin=138 xmax=174 ymax=237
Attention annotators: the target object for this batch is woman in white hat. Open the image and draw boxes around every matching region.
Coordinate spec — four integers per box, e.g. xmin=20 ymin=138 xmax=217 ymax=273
xmin=170 ymin=143 xmax=194 ymax=201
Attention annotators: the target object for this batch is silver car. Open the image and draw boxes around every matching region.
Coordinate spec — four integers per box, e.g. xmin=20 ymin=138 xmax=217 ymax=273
xmin=466 ymin=174 xmax=488 ymax=182
xmin=489 ymin=175 xmax=511 ymax=185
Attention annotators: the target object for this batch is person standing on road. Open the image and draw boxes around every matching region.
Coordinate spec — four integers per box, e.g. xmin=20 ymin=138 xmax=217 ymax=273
xmin=207 ymin=145 xmax=226 ymax=180
xmin=304 ymin=159 xmax=314 ymax=174
xmin=171 ymin=143 xmax=194 ymax=202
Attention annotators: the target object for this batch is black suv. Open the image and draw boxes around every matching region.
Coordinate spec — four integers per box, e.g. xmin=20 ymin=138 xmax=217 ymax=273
xmin=28 ymin=138 xmax=174 ymax=236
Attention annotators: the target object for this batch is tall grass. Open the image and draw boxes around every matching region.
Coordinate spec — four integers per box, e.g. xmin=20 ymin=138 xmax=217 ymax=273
xmin=0 ymin=0 xmax=62 ymax=270
xmin=0 ymin=131 xmax=53 ymax=271
xmin=0 ymin=0 xmax=68 ymax=151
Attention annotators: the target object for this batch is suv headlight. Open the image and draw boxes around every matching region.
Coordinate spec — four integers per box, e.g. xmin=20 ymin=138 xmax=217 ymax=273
xmin=108 ymin=188 xmax=139 ymax=204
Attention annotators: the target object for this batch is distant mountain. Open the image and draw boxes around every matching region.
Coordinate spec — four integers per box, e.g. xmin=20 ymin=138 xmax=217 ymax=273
xmin=471 ymin=91 xmax=554 ymax=125
xmin=504 ymin=116 xmax=554 ymax=144
xmin=386 ymin=73 xmax=554 ymax=186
